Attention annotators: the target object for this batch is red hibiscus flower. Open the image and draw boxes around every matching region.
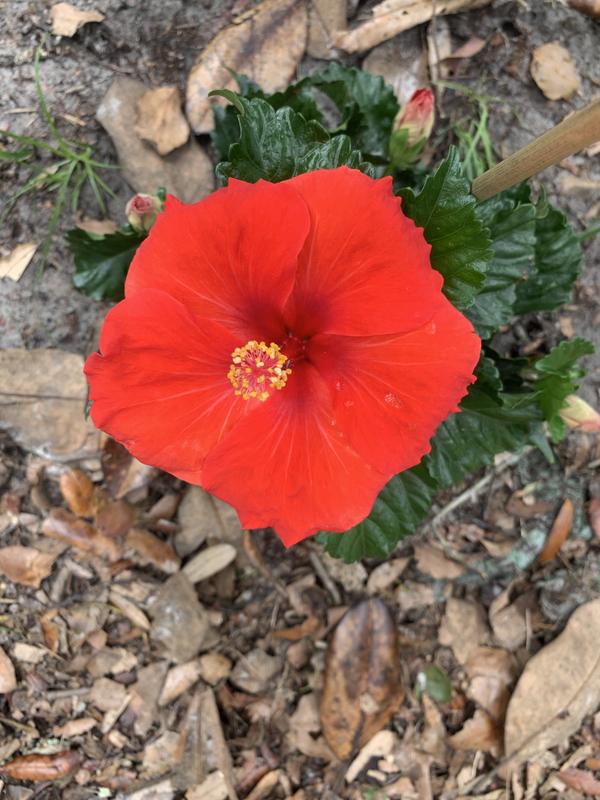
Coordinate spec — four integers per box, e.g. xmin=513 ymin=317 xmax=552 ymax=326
xmin=85 ymin=168 xmax=480 ymax=546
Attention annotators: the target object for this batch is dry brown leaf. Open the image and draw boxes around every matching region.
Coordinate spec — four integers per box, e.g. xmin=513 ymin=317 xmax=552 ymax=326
xmin=449 ymin=709 xmax=502 ymax=756
xmin=198 ymin=653 xmax=232 ymax=685
xmin=135 ymin=86 xmax=190 ymax=156
xmin=52 ymin=718 xmax=97 ymax=738
xmin=101 ymin=437 xmax=154 ymax=499
xmin=59 ymin=468 xmax=97 ymax=517
xmin=0 ymin=545 xmax=56 ymax=588
xmin=558 ymin=767 xmax=600 ymax=794
xmin=0 ymin=349 xmax=98 ymax=459
xmin=75 ymin=217 xmax=118 ymax=235
xmin=159 ymin=661 xmax=202 ymax=706
xmin=186 ymin=771 xmax=229 ymax=800
xmin=50 ymin=2 xmax=104 ymax=36
xmin=320 ymin=599 xmax=403 ymax=760
xmin=126 ymin=527 xmax=180 ymax=574
xmin=530 ymin=42 xmax=581 ymax=100
xmin=345 ymin=730 xmax=399 ymax=783
xmin=307 ymin=0 xmax=347 ymax=58
xmin=230 ymin=649 xmax=282 ymax=694
xmin=504 ymin=597 xmax=600 ymax=768
xmin=42 ymin=508 xmax=122 ymax=562
xmin=414 ymin=544 xmax=464 ymax=579
xmin=186 ymin=0 xmax=307 ymax=133
xmin=366 ymin=558 xmax=410 ymax=595
xmin=95 ymin=498 xmax=136 ymax=539
xmin=465 ymin=647 xmax=517 ymax=720
xmin=0 ymin=646 xmax=17 ymax=693
xmin=109 ymin=590 xmax=150 ymax=631
xmin=183 ymin=543 xmax=236 ymax=584
xmin=286 ymin=694 xmax=335 ymax=761
xmin=0 ymin=750 xmax=83 ymax=781
xmin=0 ymin=243 xmax=37 ymax=281
xmin=333 ymin=0 xmax=491 ymax=53
xmin=539 ymin=497 xmax=574 ymax=564
xmin=568 ymin=0 xmax=600 ymax=18
xmin=439 ymin=598 xmax=489 ymax=664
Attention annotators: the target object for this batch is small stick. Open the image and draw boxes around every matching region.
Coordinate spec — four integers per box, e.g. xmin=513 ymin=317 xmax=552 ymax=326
xmin=472 ymin=98 xmax=600 ymax=201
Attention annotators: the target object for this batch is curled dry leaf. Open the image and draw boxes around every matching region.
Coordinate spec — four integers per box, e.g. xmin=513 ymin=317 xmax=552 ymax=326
xmin=59 ymin=468 xmax=97 ymax=517
xmin=50 ymin=2 xmax=104 ymax=36
xmin=0 ymin=545 xmax=56 ymax=588
xmin=0 ymin=646 xmax=17 ymax=693
xmin=0 ymin=749 xmax=83 ymax=781
xmin=333 ymin=0 xmax=491 ymax=53
xmin=0 ymin=242 xmax=37 ymax=281
xmin=135 ymin=86 xmax=190 ymax=156
xmin=504 ymin=597 xmax=600 ymax=769
xmin=320 ymin=598 xmax=403 ymax=760
xmin=530 ymin=42 xmax=581 ymax=100
xmin=42 ymin=508 xmax=122 ymax=563
xmin=185 ymin=0 xmax=307 ymax=133
xmin=539 ymin=497 xmax=574 ymax=564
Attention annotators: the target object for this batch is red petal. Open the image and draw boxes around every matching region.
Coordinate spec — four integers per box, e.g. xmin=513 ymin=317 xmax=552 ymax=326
xmin=309 ymin=297 xmax=481 ymax=475
xmin=283 ymin=167 xmax=442 ymax=337
xmin=201 ymin=362 xmax=387 ymax=546
xmin=85 ymin=289 xmax=251 ymax=477
xmin=125 ymin=180 xmax=311 ymax=342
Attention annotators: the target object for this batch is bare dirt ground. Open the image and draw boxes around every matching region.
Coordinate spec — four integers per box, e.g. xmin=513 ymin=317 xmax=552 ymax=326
xmin=1 ymin=1 xmax=600 ymax=799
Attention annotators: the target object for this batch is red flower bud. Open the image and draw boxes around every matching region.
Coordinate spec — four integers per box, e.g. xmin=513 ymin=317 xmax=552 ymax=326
xmin=560 ymin=395 xmax=600 ymax=433
xmin=126 ymin=193 xmax=162 ymax=233
xmin=393 ymin=88 xmax=435 ymax=147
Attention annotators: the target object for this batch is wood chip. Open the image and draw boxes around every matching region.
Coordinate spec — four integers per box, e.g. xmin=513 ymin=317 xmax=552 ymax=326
xmin=13 ymin=643 xmax=46 ymax=664
xmin=530 ymin=42 xmax=581 ymax=100
xmin=183 ymin=544 xmax=236 ymax=584
xmin=345 ymin=730 xmax=399 ymax=783
xmin=198 ymin=653 xmax=232 ymax=686
xmin=0 ymin=242 xmax=37 ymax=281
xmin=126 ymin=527 xmax=180 ymax=574
xmin=186 ymin=771 xmax=229 ymax=800
xmin=50 ymin=2 xmax=104 ymax=36
xmin=230 ymin=649 xmax=282 ymax=694
xmin=366 ymin=558 xmax=409 ymax=594
xmin=135 ymin=86 xmax=190 ymax=156
xmin=159 ymin=661 xmax=202 ymax=706
xmin=52 ymin=718 xmax=97 ymax=738
xmin=185 ymin=0 xmax=307 ymax=133
xmin=414 ymin=544 xmax=464 ymax=579
xmin=109 ymin=590 xmax=151 ymax=631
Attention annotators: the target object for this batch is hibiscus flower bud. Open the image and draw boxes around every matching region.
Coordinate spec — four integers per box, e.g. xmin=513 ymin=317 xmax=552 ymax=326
xmin=559 ymin=394 xmax=600 ymax=432
xmin=126 ymin=193 xmax=163 ymax=233
xmin=389 ymin=88 xmax=435 ymax=168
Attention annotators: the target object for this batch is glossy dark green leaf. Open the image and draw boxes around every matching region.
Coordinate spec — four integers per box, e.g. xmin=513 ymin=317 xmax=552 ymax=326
xmin=425 ymin=357 xmax=543 ymax=487
xmin=67 ymin=226 xmax=145 ymax=300
xmin=468 ymin=192 xmax=536 ymax=337
xmin=532 ymin=338 xmax=594 ymax=441
xmin=213 ymin=94 xmax=371 ymax=185
xmin=514 ymin=192 xmax=583 ymax=314
xmin=315 ymin=465 xmax=437 ymax=563
xmin=399 ymin=148 xmax=492 ymax=309
xmin=415 ymin=664 xmax=453 ymax=703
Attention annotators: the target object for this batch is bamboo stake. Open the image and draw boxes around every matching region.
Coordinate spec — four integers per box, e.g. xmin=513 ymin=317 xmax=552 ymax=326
xmin=471 ymin=98 xmax=600 ymax=201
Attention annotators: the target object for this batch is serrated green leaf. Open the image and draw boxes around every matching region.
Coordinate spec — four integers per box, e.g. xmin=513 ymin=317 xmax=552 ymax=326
xmin=532 ymin=338 xmax=594 ymax=441
xmin=315 ymin=465 xmax=437 ymax=563
xmin=306 ymin=63 xmax=399 ymax=159
xmin=468 ymin=193 xmax=536 ymax=337
xmin=67 ymin=226 xmax=145 ymax=300
xmin=213 ymin=94 xmax=373 ymax=184
xmin=399 ymin=148 xmax=492 ymax=309
xmin=514 ymin=194 xmax=583 ymax=314
xmin=425 ymin=357 xmax=543 ymax=487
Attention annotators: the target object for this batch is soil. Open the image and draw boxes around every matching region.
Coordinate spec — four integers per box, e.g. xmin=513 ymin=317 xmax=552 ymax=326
xmin=1 ymin=2 xmax=600 ymax=799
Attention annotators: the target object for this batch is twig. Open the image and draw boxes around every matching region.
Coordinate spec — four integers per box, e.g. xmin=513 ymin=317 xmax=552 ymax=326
xmin=472 ymin=98 xmax=600 ymax=200
xmin=307 ymin=546 xmax=342 ymax=604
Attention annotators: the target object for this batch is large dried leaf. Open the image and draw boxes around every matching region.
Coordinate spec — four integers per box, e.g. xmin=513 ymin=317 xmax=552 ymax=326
xmin=0 ymin=242 xmax=37 ymax=281
xmin=320 ymin=599 xmax=403 ymax=759
xmin=0 ymin=349 xmax=98 ymax=459
xmin=0 ymin=545 xmax=56 ymax=588
xmin=185 ymin=0 xmax=307 ymax=134
xmin=504 ymin=598 xmax=600 ymax=768
xmin=50 ymin=2 xmax=104 ymax=36
xmin=0 ymin=750 xmax=83 ymax=781
xmin=42 ymin=508 xmax=122 ymax=562
xmin=135 ymin=86 xmax=190 ymax=156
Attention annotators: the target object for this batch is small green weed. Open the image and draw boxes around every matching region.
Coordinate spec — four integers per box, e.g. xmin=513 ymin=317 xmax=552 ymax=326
xmin=0 ymin=41 xmax=117 ymax=272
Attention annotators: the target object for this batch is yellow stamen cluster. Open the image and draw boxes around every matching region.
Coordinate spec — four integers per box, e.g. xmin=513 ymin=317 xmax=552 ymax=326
xmin=227 ymin=340 xmax=291 ymax=401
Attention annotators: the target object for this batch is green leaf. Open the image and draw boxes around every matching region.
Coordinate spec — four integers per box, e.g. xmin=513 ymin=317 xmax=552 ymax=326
xmin=532 ymin=338 xmax=594 ymax=441
xmin=315 ymin=465 xmax=437 ymax=563
xmin=514 ymin=192 xmax=583 ymax=314
xmin=213 ymin=93 xmax=373 ymax=184
xmin=415 ymin=665 xmax=453 ymax=703
xmin=305 ymin=63 xmax=399 ymax=159
xmin=399 ymin=148 xmax=492 ymax=309
xmin=67 ymin=226 xmax=145 ymax=300
xmin=468 ymin=191 xmax=536 ymax=337
xmin=425 ymin=357 xmax=543 ymax=487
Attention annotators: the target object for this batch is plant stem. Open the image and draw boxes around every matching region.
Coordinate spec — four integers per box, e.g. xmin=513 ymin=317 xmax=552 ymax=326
xmin=471 ymin=98 xmax=600 ymax=201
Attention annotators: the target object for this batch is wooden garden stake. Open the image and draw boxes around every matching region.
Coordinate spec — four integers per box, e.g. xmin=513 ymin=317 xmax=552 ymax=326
xmin=472 ymin=97 xmax=600 ymax=201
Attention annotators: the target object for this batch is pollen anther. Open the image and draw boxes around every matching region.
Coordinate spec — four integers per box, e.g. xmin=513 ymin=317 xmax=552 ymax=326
xmin=228 ymin=340 xmax=291 ymax=401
